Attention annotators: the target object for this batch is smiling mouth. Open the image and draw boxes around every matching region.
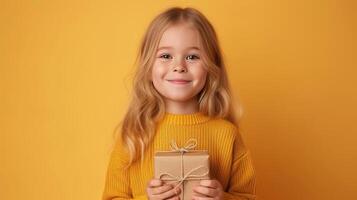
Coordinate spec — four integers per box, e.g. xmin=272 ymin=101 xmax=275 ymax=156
xmin=167 ymin=80 xmax=192 ymax=84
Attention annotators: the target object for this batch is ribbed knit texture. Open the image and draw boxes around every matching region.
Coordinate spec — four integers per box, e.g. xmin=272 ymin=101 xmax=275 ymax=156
xmin=102 ymin=112 xmax=256 ymax=200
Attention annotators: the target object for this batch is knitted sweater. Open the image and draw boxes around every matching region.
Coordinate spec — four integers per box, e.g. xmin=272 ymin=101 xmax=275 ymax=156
xmin=102 ymin=112 xmax=257 ymax=200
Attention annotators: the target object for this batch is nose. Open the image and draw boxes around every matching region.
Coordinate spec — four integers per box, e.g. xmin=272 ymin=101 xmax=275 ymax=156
xmin=173 ymin=59 xmax=187 ymax=73
xmin=173 ymin=66 xmax=187 ymax=73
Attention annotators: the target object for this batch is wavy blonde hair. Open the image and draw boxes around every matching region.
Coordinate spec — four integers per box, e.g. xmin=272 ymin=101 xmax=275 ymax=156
xmin=114 ymin=7 xmax=243 ymax=169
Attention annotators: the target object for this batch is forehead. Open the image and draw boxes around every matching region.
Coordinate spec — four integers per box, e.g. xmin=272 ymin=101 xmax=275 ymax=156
xmin=158 ymin=23 xmax=201 ymax=50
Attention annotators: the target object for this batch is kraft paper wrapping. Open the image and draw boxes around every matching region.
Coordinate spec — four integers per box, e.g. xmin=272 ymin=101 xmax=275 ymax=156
xmin=154 ymin=139 xmax=210 ymax=200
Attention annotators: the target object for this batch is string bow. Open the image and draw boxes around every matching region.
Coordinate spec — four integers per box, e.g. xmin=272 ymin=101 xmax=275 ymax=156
xmin=170 ymin=138 xmax=198 ymax=153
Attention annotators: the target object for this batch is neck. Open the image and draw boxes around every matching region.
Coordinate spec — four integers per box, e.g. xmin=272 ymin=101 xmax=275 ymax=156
xmin=164 ymin=97 xmax=198 ymax=114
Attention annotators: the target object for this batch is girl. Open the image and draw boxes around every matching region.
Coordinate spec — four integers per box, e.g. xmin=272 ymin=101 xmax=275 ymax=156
xmin=102 ymin=7 xmax=256 ymax=200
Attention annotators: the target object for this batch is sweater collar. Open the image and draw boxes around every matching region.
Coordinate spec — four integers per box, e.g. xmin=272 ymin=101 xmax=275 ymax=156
xmin=160 ymin=111 xmax=210 ymax=125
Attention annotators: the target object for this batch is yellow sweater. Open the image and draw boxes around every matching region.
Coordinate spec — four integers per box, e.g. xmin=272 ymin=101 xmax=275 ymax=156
xmin=102 ymin=112 xmax=256 ymax=200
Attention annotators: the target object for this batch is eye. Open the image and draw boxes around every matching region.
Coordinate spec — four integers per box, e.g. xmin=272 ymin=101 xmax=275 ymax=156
xmin=159 ymin=53 xmax=172 ymax=59
xmin=186 ymin=54 xmax=200 ymax=60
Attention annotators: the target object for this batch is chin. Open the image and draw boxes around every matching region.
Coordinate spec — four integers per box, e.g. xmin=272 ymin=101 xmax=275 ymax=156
xmin=164 ymin=94 xmax=195 ymax=102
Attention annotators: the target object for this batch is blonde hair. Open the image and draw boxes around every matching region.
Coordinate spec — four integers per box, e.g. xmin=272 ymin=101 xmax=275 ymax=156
xmin=113 ymin=7 xmax=243 ymax=169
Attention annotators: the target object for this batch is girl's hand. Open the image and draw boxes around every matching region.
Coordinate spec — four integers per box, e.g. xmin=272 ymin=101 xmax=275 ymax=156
xmin=146 ymin=178 xmax=181 ymax=200
xmin=192 ymin=179 xmax=223 ymax=200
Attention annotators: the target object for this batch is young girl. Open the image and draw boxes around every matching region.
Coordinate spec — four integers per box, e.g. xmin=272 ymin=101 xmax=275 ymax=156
xmin=102 ymin=7 xmax=256 ymax=200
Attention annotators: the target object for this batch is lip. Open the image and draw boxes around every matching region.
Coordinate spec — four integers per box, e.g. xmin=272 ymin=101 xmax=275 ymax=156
xmin=167 ymin=79 xmax=192 ymax=84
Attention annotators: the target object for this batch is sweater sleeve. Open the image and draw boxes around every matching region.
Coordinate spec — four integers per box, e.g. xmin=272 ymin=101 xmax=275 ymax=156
xmin=223 ymin=130 xmax=257 ymax=200
xmin=102 ymin=135 xmax=148 ymax=200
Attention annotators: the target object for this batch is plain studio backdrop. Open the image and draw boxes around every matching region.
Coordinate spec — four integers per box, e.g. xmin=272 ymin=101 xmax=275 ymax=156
xmin=0 ymin=0 xmax=356 ymax=200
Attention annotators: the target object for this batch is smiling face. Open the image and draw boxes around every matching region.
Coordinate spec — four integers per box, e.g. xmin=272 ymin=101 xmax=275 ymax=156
xmin=151 ymin=23 xmax=208 ymax=104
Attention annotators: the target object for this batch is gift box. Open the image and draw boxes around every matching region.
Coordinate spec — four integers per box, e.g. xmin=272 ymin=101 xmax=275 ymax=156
xmin=154 ymin=139 xmax=210 ymax=200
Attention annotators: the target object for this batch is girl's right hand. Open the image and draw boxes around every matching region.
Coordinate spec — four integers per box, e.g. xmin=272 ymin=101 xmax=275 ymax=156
xmin=146 ymin=179 xmax=181 ymax=200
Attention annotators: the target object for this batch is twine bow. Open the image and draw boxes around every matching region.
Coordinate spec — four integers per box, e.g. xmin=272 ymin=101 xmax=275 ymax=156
xmin=170 ymin=138 xmax=198 ymax=153
xmin=158 ymin=138 xmax=210 ymax=197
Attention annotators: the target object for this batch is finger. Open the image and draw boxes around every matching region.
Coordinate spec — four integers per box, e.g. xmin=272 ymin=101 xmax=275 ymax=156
xmin=148 ymin=179 xmax=163 ymax=188
xmin=166 ymin=195 xmax=180 ymax=200
xmin=199 ymin=180 xmax=219 ymax=189
xmin=193 ymin=186 xmax=218 ymax=197
xmin=150 ymin=184 xmax=173 ymax=195
xmin=153 ymin=185 xmax=181 ymax=200
xmin=192 ymin=196 xmax=214 ymax=200
xmin=192 ymin=191 xmax=209 ymax=198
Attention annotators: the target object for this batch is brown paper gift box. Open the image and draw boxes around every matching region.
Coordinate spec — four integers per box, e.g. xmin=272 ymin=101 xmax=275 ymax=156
xmin=154 ymin=150 xmax=210 ymax=200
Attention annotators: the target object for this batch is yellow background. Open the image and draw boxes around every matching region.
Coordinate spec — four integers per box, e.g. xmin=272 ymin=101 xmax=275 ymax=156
xmin=1 ymin=0 xmax=356 ymax=199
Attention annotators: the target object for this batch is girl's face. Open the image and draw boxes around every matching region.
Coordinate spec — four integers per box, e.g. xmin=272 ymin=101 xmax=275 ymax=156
xmin=151 ymin=23 xmax=207 ymax=103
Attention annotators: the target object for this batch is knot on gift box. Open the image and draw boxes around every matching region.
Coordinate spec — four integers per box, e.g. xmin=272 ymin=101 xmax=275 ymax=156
xmin=158 ymin=138 xmax=210 ymax=191
xmin=159 ymin=165 xmax=209 ymax=190
xmin=170 ymin=138 xmax=198 ymax=153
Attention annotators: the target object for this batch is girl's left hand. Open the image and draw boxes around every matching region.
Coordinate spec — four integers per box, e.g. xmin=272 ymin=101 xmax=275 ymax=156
xmin=192 ymin=179 xmax=223 ymax=200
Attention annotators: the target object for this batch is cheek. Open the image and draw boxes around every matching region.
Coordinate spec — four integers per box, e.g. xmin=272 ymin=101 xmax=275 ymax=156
xmin=198 ymin=72 xmax=207 ymax=90
xmin=152 ymin=62 xmax=167 ymax=80
xmin=192 ymin=63 xmax=208 ymax=83
xmin=195 ymin=68 xmax=208 ymax=92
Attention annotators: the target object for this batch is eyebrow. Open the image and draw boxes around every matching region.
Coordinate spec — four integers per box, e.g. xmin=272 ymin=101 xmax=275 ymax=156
xmin=157 ymin=46 xmax=200 ymax=51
